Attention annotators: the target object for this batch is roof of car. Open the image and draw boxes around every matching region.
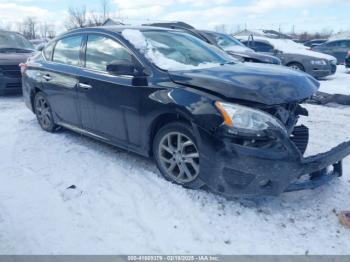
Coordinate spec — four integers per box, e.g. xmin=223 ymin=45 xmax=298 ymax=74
xmin=65 ymin=25 xmax=172 ymax=35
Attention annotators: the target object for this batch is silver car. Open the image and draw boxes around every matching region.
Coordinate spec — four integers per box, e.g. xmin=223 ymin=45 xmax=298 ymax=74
xmin=312 ymin=39 xmax=350 ymax=64
xmin=239 ymin=36 xmax=337 ymax=78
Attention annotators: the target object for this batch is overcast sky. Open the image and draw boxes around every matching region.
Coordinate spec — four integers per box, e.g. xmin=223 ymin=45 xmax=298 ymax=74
xmin=0 ymin=0 xmax=348 ymax=34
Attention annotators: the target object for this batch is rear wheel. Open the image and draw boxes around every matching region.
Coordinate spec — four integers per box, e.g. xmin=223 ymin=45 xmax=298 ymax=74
xmin=153 ymin=122 xmax=203 ymax=188
xmin=287 ymin=62 xmax=305 ymax=72
xmin=34 ymin=92 xmax=57 ymax=132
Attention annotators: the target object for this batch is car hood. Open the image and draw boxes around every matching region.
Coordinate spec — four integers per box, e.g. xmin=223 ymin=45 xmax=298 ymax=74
xmin=226 ymin=49 xmax=281 ymax=64
xmin=168 ymin=63 xmax=319 ymax=105
xmin=0 ymin=52 xmax=33 ymax=65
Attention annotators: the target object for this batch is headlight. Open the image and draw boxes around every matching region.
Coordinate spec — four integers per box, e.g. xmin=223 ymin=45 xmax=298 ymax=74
xmin=215 ymin=101 xmax=286 ymax=135
xmin=310 ymin=60 xmax=327 ymax=65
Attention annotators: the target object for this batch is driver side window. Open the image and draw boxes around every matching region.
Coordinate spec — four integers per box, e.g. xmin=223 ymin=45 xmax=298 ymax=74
xmin=85 ymin=34 xmax=133 ymax=72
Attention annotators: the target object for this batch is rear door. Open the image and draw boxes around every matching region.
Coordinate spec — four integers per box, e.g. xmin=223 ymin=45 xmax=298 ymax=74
xmin=76 ymin=33 xmax=145 ymax=146
xmin=41 ymin=35 xmax=83 ymax=126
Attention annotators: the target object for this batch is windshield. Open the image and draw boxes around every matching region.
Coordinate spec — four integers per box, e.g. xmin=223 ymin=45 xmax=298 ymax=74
xmin=0 ymin=32 xmax=34 ymax=50
xmin=122 ymin=29 xmax=232 ymax=71
xmin=207 ymin=32 xmax=246 ymax=49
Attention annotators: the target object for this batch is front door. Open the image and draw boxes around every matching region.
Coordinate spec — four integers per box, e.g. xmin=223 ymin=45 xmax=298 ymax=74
xmin=77 ymin=34 xmax=146 ymax=147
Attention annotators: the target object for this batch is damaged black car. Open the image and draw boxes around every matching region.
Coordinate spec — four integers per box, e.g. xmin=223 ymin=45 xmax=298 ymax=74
xmin=21 ymin=26 xmax=350 ymax=197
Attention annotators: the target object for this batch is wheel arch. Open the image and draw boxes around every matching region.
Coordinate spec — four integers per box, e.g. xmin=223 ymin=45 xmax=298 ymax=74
xmin=147 ymin=111 xmax=193 ymax=157
xmin=30 ymin=86 xmax=43 ymax=112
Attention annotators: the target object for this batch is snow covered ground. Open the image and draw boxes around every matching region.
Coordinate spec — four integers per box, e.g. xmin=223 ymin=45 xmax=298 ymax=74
xmin=319 ymin=65 xmax=350 ymax=95
xmin=0 ymin=66 xmax=349 ymax=255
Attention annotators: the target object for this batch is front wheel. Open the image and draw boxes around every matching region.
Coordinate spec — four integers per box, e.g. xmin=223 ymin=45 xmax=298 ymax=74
xmin=287 ymin=62 xmax=305 ymax=72
xmin=153 ymin=122 xmax=204 ymax=189
xmin=34 ymin=92 xmax=58 ymax=132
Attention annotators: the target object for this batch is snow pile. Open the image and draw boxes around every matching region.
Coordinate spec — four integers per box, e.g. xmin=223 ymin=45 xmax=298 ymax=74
xmin=121 ymin=29 xmax=221 ymax=71
xmin=223 ymin=45 xmax=254 ymax=53
xmin=320 ymin=65 xmax=350 ymax=95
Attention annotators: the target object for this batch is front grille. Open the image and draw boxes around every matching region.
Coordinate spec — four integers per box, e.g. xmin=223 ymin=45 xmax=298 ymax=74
xmin=261 ymin=103 xmax=299 ymax=131
xmin=0 ymin=65 xmax=21 ymax=78
xmin=290 ymin=125 xmax=309 ymax=155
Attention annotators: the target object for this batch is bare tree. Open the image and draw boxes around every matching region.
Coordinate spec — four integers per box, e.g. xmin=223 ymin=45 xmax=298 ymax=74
xmin=88 ymin=0 xmax=111 ymax=26
xmin=39 ymin=22 xmax=56 ymax=39
xmin=101 ymin=0 xmax=110 ymax=22
xmin=66 ymin=1 xmax=111 ymax=29
xmin=19 ymin=17 xmax=38 ymax=39
xmin=65 ymin=5 xmax=87 ymax=29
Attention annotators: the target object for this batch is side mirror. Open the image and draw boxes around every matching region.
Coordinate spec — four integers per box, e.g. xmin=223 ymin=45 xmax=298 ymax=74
xmin=107 ymin=60 xmax=136 ymax=76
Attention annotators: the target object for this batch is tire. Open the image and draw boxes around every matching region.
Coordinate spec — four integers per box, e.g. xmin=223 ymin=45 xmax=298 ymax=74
xmin=287 ymin=62 xmax=305 ymax=72
xmin=153 ymin=122 xmax=204 ymax=189
xmin=34 ymin=92 xmax=58 ymax=132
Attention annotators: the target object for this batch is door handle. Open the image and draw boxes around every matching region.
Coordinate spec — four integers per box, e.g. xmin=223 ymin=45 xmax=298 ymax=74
xmin=43 ymin=74 xmax=51 ymax=81
xmin=78 ymin=83 xmax=93 ymax=90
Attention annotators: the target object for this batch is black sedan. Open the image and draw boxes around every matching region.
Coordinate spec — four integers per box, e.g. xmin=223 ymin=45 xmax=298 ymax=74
xmin=21 ymin=26 xmax=350 ymax=197
xmin=0 ymin=30 xmax=34 ymax=95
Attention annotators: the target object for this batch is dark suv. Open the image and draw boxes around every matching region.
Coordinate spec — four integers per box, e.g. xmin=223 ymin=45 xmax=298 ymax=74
xmin=0 ymin=31 xmax=34 ymax=95
xmin=21 ymin=26 xmax=350 ymax=197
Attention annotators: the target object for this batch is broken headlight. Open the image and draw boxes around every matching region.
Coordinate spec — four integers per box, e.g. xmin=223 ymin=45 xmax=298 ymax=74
xmin=215 ymin=101 xmax=287 ymax=136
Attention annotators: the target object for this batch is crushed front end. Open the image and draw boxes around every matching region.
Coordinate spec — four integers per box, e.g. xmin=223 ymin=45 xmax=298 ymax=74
xmin=196 ymin=101 xmax=350 ymax=197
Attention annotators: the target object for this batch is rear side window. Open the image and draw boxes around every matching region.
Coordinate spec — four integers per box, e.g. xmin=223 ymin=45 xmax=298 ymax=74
xmin=43 ymin=41 xmax=55 ymax=61
xmin=325 ymin=41 xmax=339 ymax=47
xmin=53 ymin=35 xmax=82 ymax=66
xmin=254 ymin=41 xmax=274 ymax=52
xmin=85 ymin=35 xmax=132 ymax=72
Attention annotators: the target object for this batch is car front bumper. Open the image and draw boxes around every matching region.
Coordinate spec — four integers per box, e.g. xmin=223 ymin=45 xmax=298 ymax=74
xmin=195 ymin=125 xmax=350 ymax=197
xmin=304 ymin=60 xmax=337 ymax=78
xmin=0 ymin=75 xmax=22 ymax=95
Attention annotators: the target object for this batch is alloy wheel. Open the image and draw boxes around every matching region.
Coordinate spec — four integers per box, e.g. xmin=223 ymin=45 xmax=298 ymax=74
xmin=158 ymin=132 xmax=200 ymax=184
xmin=35 ymin=96 xmax=52 ymax=129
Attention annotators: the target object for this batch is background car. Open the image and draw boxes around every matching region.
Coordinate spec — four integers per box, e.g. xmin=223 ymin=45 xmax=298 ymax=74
xmin=144 ymin=22 xmax=281 ymax=65
xmin=0 ymin=30 xmax=35 ymax=95
xmin=346 ymin=51 xmax=350 ymax=69
xmin=312 ymin=39 xmax=350 ymax=64
xmin=303 ymin=39 xmax=328 ymax=48
xmin=238 ymin=35 xmax=337 ymax=78
xmin=201 ymin=30 xmax=281 ymax=64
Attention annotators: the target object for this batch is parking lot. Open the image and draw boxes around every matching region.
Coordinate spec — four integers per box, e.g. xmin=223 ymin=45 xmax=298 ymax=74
xmin=0 ymin=65 xmax=349 ymax=254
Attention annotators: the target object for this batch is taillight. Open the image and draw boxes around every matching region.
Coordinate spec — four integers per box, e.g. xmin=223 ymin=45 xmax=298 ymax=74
xmin=347 ymin=51 xmax=350 ymax=57
xmin=19 ymin=63 xmax=28 ymax=76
